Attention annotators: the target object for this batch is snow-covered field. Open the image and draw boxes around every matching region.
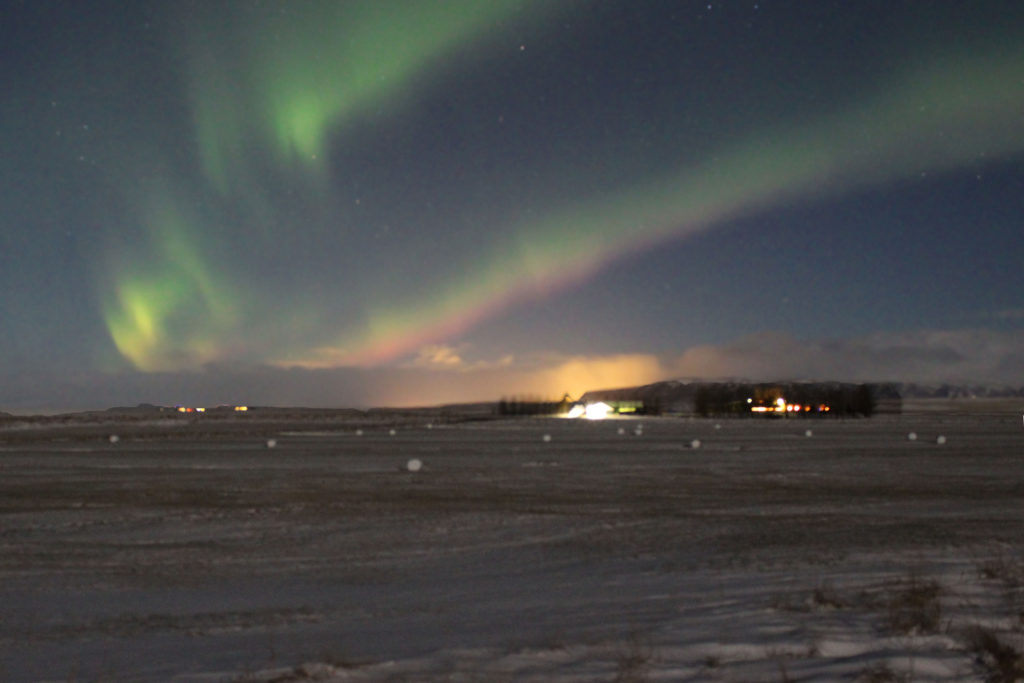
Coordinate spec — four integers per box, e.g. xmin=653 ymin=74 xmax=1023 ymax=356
xmin=2 ymin=409 xmax=1023 ymax=681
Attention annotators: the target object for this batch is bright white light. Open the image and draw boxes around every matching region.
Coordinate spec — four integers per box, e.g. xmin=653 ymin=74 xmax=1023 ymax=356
xmin=566 ymin=404 xmax=585 ymax=419
xmin=585 ymin=402 xmax=611 ymax=420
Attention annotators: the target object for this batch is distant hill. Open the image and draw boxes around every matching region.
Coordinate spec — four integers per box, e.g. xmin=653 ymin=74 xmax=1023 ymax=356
xmin=891 ymin=383 xmax=1024 ymax=399
xmin=103 ymin=403 xmax=168 ymax=413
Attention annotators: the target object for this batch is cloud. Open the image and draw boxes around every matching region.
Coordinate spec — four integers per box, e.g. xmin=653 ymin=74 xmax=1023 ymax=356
xmin=407 ymin=344 xmax=466 ymax=369
xmin=993 ymin=308 xmax=1024 ymax=321
xmin=669 ymin=329 xmax=1024 ymax=385
xmin=3 ymin=328 xmax=1022 ymax=414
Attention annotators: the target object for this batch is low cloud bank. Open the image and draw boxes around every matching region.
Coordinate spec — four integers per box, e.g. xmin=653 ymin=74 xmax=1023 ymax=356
xmin=2 ymin=328 xmax=1022 ymax=413
xmin=669 ymin=329 xmax=1024 ymax=385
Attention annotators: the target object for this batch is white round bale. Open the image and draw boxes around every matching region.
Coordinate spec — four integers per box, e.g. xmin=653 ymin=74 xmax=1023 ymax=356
xmin=936 ymin=435 xmax=946 ymax=445
xmin=805 ymin=429 xmax=813 ymax=438
xmin=542 ymin=433 xmax=552 ymax=443
xmin=108 ymin=434 xmax=120 ymax=444
xmin=406 ymin=458 xmax=423 ymax=472
xmin=907 ymin=432 xmax=917 ymax=441
xmin=266 ymin=438 xmax=277 ymax=449
xmin=690 ymin=439 xmax=701 ymax=449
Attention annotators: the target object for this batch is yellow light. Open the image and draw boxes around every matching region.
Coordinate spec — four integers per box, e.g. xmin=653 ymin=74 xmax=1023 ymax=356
xmin=235 ymin=405 xmax=248 ymax=412
xmin=776 ymin=397 xmax=786 ymax=407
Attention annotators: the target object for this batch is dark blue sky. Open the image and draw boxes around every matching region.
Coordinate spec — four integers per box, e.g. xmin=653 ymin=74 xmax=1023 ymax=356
xmin=2 ymin=1 xmax=1023 ymax=411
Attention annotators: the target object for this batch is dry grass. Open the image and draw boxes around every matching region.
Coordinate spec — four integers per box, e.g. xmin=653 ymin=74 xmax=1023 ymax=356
xmin=884 ymin=574 xmax=943 ymax=635
xmin=612 ymin=631 xmax=655 ymax=683
xmin=857 ymin=662 xmax=911 ymax=682
xmin=965 ymin=626 xmax=1024 ymax=683
xmin=811 ymin=580 xmax=850 ymax=610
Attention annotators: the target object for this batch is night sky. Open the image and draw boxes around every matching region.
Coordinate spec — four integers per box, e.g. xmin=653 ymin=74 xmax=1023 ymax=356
xmin=3 ymin=1 xmax=1023 ymax=412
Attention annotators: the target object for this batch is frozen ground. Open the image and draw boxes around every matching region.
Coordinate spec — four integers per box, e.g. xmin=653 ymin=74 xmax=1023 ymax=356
xmin=2 ymin=409 xmax=1023 ymax=681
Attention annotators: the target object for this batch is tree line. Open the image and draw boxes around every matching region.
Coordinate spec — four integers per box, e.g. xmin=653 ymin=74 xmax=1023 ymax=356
xmin=694 ymin=382 xmax=878 ymax=417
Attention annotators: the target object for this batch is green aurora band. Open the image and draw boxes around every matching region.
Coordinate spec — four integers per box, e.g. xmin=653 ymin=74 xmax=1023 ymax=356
xmin=186 ymin=0 xmax=546 ymax=191
xmin=103 ymin=188 xmax=241 ymax=371
xmin=290 ymin=45 xmax=1024 ymax=367
xmin=102 ymin=8 xmax=1024 ymax=372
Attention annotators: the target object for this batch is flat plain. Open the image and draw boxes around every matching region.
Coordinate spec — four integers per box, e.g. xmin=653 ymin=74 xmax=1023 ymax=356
xmin=2 ymin=404 xmax=1023 ymax=681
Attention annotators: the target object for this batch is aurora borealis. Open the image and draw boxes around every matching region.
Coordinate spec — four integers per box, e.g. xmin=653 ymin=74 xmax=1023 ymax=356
xmin=3 ymin=1 xmax=1024 ymax=411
